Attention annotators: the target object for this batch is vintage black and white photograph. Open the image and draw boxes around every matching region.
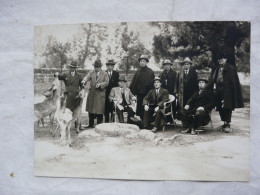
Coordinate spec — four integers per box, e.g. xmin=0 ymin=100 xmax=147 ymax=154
xmin=34 ymin=21 xmax=250 ymax=181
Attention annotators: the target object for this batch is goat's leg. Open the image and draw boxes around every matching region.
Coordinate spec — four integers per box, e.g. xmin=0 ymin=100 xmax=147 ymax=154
xmin=75 ymin=118 xmax=80 ymax=134
xmin=52 ymin=124 xmax=60 ymax=137
xmin=67 ymin=122 xmax=72 ymax=147
xmin=60 ymin=123 xmax=66 ymax=145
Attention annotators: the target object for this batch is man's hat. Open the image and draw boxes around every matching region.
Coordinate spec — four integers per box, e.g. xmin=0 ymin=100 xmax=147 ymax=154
xmin=93 ymin=59 xmax=102 ymax=67
xmin=138 ymin=55 xmax=149 ymax=63
xmin=180 ymin=57 xmax=193 ymax=65
xmin=68 ymin=61 xmax=78 ymax=68
xmin=162 ymin=59 xmax=173 ymax=66
xmin=118 ymin=75 xmax=127 ymax=82
xmin=197 ymin=77 xmax=208 ymax=83
xmin=153 ymin=76 xmax=161 ymax=83
xmin=106 ymin=59 xmax=116 ymax=66
xmin=217 ymin=52 xmax=227 ymax=59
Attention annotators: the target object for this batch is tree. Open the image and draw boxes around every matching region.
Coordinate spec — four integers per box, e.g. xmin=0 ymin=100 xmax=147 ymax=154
xmin=118 ymin=23 xmax=150 ymax=75
xmin=151 ymin=21 xmax=250 ymax=73
xmin=42 ymin=35 xmax=71 ymax=69
xmin=71 ymin=24 xmax=108 ymax=68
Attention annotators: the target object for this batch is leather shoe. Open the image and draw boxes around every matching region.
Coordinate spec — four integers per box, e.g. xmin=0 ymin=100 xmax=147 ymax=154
xmin=83 ymin=125 xmax=94 ymax=129
xmin=181 ymin=128 xmax=191 ymax=133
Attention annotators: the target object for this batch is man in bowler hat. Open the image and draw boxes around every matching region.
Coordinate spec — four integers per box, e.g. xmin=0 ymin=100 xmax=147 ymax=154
xmin=105 ymin=59 xmax=119 ymax=122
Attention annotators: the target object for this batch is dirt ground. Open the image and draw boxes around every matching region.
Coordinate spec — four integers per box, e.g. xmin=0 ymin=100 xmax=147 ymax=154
xmin=34 ymin=93 xmax=250 ymax=181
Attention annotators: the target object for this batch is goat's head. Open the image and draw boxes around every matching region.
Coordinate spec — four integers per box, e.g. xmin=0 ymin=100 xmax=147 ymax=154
xmin=75 ymin=88 xmax=85 ymax=99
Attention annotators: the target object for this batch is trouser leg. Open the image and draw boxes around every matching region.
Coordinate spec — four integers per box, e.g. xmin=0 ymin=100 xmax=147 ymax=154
xmin=116 ymin=107 xmax=124 ymax=123
xmin=154 ymin=110 xmax=163 ymax=129
xmin=192 ymin=110 xmax=210 ymax=129
xmin=219 ymin=108 xmax=232 ymax=123
xmin=126 ymin=107 xmax=134 ymax=123
xmin=136 ymin=95 xmax=145 ymax=120
xmin=96 ymin=114 xmax=103 ymax=124
xmin=88 ymin=113 xmax=94 ymax=127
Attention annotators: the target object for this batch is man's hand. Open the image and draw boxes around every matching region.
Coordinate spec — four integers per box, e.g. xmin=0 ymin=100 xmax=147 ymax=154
xmin=154 ymin=106 xmax=159 ymax=112
xmin=221 ymin=100 xmax=224 ymax=108
xmin=144 ymin=105 xmax=149 ymax=111
xmin=113 ymin=98 xmax=117 ymax=102
xmin=96 ymin=84 xmax=100 ymax=88
xmin=197 ymin=107 xmax=204 ymax=111
xmin=184 ymin=105 xmax=189 ymax=110
xmin=117 ymin=105 xmax=124 ymax=111
xmin=131 ymin=96 xmax=137 ymax=101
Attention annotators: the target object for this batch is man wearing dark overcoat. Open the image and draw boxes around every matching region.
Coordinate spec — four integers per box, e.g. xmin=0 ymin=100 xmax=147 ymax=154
xmin=82 ymin=59 xmax=109 ymax=128
xmin=129 ymin=55 xmax=155 ymax=120
xmin=180 ymin=78 xmax=214 ymax=135
xmin=175 ymin=57 xmax=199 ymax=109
xmin=159 ymin=59 xmax=177 ymax=121
xmin=58 ymin=61 xmax=83 ymax=112
xmin=208 ymin=52 xmax=244 ymax=132
xmin=105 ymin=59 xmax=119 ymax=122
xmin=142 ymin=77 xmax=169 ymax=132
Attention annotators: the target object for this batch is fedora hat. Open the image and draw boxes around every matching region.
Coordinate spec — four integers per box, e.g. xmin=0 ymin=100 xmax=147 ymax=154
xmin=118 ymin=75 xmax=127 ymax=82
xmin=197 ymin=76 xmax=208 ymax=83
xmin=180 ymin=57 xmax=193 ymax=65
xmin=68 ymin=61 xmax=78 ymax=68
xmin=217 ymin=52 xmax=227 ymax=59
xmin=93 ymin=59 xmax=102 ymax=67
xmin=106 ymin=59 xmax=116 ymax=65
xmin=138 ymin=55 xmax=149 ymax=63
xmin=153 ymin=76 xmax=161 ymax=83
xmin=162 ymin=59 xmax=173 ymax=66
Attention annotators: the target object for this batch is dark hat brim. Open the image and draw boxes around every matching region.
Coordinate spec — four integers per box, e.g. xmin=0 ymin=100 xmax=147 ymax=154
xmin=197 ymin=79 xmax=208 ymax=83
xmin=106 ymin=63 xmax=116 ymax=66
xmin=163 ymin=63 xmax=173 ymax=66
xmin=153 ymin=78 xmax=161 ymax=83
xmin=68 ymin=64 xmax=78 ymax=68
xmin=118 ymin=79 xmax=127 ymax=82
xmin=138 ymin=58 xmax=149 ymax=63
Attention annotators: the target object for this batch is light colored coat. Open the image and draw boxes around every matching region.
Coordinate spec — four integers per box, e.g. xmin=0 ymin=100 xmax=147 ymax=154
xmin=82 ymin=70 xmax=109 ymax=114
xmin=109 ymin=87 xmax=136 ymax=111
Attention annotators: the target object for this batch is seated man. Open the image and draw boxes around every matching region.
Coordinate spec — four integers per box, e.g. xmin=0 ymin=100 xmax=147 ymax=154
xmin=180 ymin=78 xmax=214 ymax=135
xmin=109 ymin=75 xmax=136 ymax=123
xmin=143 ymin=77 xmax=169 ymax=132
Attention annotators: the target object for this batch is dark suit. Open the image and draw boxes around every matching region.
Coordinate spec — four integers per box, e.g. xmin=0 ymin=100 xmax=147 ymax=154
xmin=175 ymin=68 xmax=198 ymax=108
xmin=180 ymin=88 xmax=214 ymax=129
xmin=159 ymin=69 xmax=177 ymax=120
xmin=105 ymin=70 xmax=119 ymax=122
xmin=142 ymin=88 xmax=169 ymax=129
xmin=58 ymin=71 xmax=83 ymax=112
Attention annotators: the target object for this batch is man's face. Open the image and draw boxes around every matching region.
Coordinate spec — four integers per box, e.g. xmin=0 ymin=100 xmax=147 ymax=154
xmin=183 ymin=63 xmax=191 ymax=70
xmin=106 ymin=64 xmax=114 ymax=71
xmin=69 ymin=67 xmax=76 ymax=72
xmin=140 ymin=59 xmax=147 ymax=67
xmin=164 ymin=64 xmax=171 ymax=71
xmin=94 ymin=66 xmax=101 ymax=72
xmin=154 ymin=80 xmax=161 ymax=89
xmin=218 ymin=58 xmax=227 ymax=65
xmin=198 ymin=81 xmax=206 ymax=90
xmin=118 ymin=81 xmax=125 ymax=88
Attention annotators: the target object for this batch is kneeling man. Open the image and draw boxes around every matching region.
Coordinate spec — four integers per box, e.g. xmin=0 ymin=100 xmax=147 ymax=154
xmin=180 ymin=78 xmax=214 ymax=135
xmin=143 ymin=77 xmax=169 ymax=132
xmin=109 ymin=75 xmax=136 ymax=123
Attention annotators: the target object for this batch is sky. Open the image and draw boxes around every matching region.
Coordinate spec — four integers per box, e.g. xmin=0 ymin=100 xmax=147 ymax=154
xmin=34 ymin=22 xmax=161 ymax=70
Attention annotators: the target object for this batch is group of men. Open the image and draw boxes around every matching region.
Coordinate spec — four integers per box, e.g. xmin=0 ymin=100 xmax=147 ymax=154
xmin=57 ymin=52 xmax=244 ymax=134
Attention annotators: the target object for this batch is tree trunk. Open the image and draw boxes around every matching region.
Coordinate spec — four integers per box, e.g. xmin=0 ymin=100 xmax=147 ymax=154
xmin=79 ymin=24 xmax=92 ymax=68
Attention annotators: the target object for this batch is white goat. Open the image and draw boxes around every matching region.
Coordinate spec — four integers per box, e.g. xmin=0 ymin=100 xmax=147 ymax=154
xmin=54 ymin=88 xmax=85 ymax=146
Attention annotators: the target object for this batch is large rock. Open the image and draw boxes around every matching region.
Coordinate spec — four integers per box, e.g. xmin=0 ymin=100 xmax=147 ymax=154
xmin=95 ymin=123 xmax=139 ymax=137
xmin=138 ymin=130 xmax=155 ymax=141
